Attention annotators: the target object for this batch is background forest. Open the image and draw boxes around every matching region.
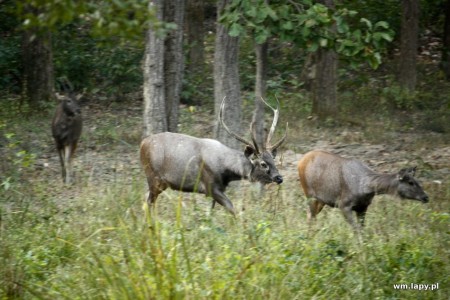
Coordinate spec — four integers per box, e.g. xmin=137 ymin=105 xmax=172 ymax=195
xmin=1 ymin=0 xmax=449 ymax=299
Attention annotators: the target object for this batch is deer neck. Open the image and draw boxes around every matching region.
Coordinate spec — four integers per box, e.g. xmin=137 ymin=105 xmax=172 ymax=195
xmin=369 ymin=172 xmax=399 ymax=196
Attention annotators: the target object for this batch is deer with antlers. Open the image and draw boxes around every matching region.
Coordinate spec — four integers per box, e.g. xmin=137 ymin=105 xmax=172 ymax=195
xmin=139 ymin=97 xmax=287 ymax=216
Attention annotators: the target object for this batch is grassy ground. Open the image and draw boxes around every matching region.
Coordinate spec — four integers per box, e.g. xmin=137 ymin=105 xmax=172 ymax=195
xmin=0 ymin=94 xmax=449 ymax=299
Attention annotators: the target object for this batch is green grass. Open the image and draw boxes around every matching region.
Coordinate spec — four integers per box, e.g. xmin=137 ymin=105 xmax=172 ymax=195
xmin=0 ymin=94 xmax=449 ymax=299
xmin=1 ymin=174 xmax=448 ymax=299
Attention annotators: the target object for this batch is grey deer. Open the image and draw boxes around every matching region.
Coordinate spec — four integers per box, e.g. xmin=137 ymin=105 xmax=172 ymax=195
xmin=297 ymin=150 xmax=429 ymax=230
xmin=140 ymin=97 xmax=287 ymax=216
xmin=51 ymin=92 xmax=83 ymax=184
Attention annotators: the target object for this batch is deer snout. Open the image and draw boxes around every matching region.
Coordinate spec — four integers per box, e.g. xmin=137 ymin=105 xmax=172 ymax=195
xmin=421 ymin=194 xmax=429 ymax=203
xmin=273 ymin=175 xmax=283 ymax=184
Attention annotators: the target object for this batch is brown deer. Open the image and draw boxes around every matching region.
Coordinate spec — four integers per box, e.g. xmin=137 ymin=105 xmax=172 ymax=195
xmin=298 ymin=150 xmax=429 ymax=230
xmin=51 ymin=93 xmax=82 ymax=184
xmin=140 ymin=97 xmax=287 ymax=216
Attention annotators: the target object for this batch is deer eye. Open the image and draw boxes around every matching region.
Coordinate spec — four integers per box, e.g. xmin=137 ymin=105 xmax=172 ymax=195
xmin=408 ymin=181 xmax=415 ymax=186
xmin=260 ymin=162 xmax=268 ymax=168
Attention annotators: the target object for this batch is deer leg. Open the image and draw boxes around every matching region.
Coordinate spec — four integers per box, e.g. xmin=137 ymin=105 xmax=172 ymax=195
xmin=211 ymin=187 xmax=236 ymax=217
xmin=307 ymin=199 xmax=325 ymax=221
xmin=147 ymin=186 xmax=160 ymax=207
xmin=355 ymin=208 xmax=368 ymax=228
xmin=57 ymin=147 xmax=66 ymax=182
xmin=341 ymin=205 xmax=362 ymax=232
xmin=64 ymin=145 xmax=73 ymax=184
xmin=146 ymin=180 xmax=167 ymax=212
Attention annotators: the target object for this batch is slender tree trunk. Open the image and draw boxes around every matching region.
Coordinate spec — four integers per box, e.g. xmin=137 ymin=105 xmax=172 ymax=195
xmin=164 ymin=0 xmax=185 ymax=132
xmin=253 ymin=42 xmax=268 ymax=148
xmin=214 ymin=0 xmax=242 ymax=149
xmin=186 ymin=0 xmax=205 ymax=75
xmin=441 ymin=0 xmax=450 ymax=80
xmin=311 ymin=49 xmax=338 ymax=119
xmin=143 ymin=0 xmax=167 ymax=136
xmin=312 ymin=0 xmax=337 ymax=120
xmin=22 ymin=28 xmax=54 ymax=108
xmin=398 ymin=0 xmax=420 ymax=91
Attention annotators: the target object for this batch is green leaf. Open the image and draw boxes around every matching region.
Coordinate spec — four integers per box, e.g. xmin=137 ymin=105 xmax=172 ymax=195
xmin=267 ymin=6 xmax=278 ymax=20
xmin=247 ymin=6 xmax=257 ymax=18
xmin=305 ymin=19 xmax=317 ymax=28
xmin=354 ymin=29 xmax=362 ymax=39
xmin=259 ymin=6 xmax=269 ymax=20
xmin=374 ymin=21 xmax=389 ymax=29
xmin=336 ymin=22 xmax=349 ymax=34
xmin=282 ymin=21 xmax=293 ymax=30
xmin=377 ymin=32 xmax=393 ymax=42
xmin=360 ymin=18 xmax=372 ymax=30
xmin=302 ymin=26 xmax=311 ymax=37
xmin=229 ymin=23 xmax=243 ymax=37
xmin=307 ymin=42 xmax=319 ymax=52
xmin=255 ymin=28 xmax=270 ymax=44
xmin=297 ymin=14 xmax=308 ymax=25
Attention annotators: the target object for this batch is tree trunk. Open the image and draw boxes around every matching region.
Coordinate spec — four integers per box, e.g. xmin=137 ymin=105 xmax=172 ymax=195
xmin=186 ymin=0 xmax=205 ymax=76
xmin=441 ymin=0 xmax=450 ymax=80
xmin=253 ymin=42 xmax=268 ymax=148
xmin=311 ymin=49 xmax=338 ymax=119
xmin=311 ymin=0 xmax=337 ymax=120
xmin=214 ymin=0 xmax=242 ymax=149
xmin=164 ymin=0 xmax=185 ymax=132
xmin=143 ymin=0 xmax=167 ymax=136
xmin=398 ymin=0 xmax=419 ymax=91
xmin=22 ymin=28 xmax=54 ymax=108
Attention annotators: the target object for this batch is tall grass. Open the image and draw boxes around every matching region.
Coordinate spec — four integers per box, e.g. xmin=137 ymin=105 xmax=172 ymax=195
xmin=1 ymin=175 xmax=448 ymax=299
xmin=1 ymin=96 xmax=448 ymax=299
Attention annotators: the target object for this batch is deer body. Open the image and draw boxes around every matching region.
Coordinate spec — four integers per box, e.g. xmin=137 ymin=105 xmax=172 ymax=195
xmin=298 ymin=150 xmax=429 ymax=229
xmin=51 ymin=94 xmax=82 ymax=184
xmin=140 ymin=97 xmax=287 ymax=216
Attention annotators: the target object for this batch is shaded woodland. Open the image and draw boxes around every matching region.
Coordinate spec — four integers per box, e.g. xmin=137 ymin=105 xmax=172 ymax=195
xmin=0 ymin=1 xmax=449 ymax=299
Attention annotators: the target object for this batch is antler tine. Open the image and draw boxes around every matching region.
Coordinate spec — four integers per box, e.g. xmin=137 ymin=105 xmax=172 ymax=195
xmin=269 ymin=122 xmax=288 ymax=151
xmin=219 ymin=97 xmax=254 ymax=147
xmin=260 ymin=96 xmax=280 ymax=148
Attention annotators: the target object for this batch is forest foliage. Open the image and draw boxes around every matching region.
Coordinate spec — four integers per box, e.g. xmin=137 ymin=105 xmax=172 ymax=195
xmin=0 ymin=0 xmax=449 ymax=299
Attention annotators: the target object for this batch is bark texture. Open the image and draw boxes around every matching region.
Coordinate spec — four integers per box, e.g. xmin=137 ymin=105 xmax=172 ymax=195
xmin=253 ymin=42 xmax=268 ymax=148
xmin=398 ymin=0 xmax=420 ymax=91
xmin=214 ymin=0 xmax=242 ymax=150
xmin=441 ymin=0 xmax=450 ymax=80
xmin=311 ymin=0 xmax=338 ymax=119
xmin=186 ymin=0 xmax=205 ymax=75
xmin=143 ymin=0 xmax=167 ymax=136
xmin=164 ymin=0 xmax=185 ymax=132
xmin=22 ymin=29 xmax=54 ymax=108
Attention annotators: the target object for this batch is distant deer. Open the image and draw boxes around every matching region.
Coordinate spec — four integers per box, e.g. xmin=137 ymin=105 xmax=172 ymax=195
xmin=140 ymin=97 xmax=287 ymax=216
xmin=297 ymin=150 xmax=429 ymax=230
xmin=51 ymin=92 xmax=83 ymax=184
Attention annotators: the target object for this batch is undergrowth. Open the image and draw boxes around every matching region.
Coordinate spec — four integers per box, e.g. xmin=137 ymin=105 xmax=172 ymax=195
xmin=1 ymin=178 xmax=448 ymax=299
xmin=1 ymin=71 xmax=449 ymax=299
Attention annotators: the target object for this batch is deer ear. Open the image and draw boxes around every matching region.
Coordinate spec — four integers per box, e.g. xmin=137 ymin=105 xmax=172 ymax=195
xmin=398 ymin=167 xmax=416 ymax=181
xmin=271 ymin=148 xmax=278 ymax=158
xmin=55 ymin=93 xmax=64 ymax=101
xmin=244 ymin=145 xmax=256 ymax=158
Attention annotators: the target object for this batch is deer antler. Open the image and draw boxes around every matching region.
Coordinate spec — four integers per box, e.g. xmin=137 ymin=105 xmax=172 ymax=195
xmin=219 ymin=97 xmax=255 ymax=149
xmin=260 ymin=97 xmax=279 ymax=148
xmin=260 ymin=96 xmax=287 ymax=150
